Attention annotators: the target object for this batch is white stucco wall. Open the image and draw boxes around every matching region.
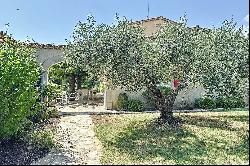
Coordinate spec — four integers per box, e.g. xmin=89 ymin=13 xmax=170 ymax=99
xmin=138 ymin=19 xmax=166 ymax=37
xmin=35 ymin=48 xmax=64 ymax=85
xmin=104 ymin=85 xmax=207 ymax=110
xmin=36 ymin=48 xmax=64 ymax=70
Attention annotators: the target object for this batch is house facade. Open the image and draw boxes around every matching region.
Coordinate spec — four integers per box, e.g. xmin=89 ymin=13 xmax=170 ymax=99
xmin=1 ymin=16 xmax=248 ymax=110
xmin=0 ymin=17 xmax=228 ymax=110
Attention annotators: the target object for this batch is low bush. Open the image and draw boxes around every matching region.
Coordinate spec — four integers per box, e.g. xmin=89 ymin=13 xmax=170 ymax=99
xmin=40 ymin=83 xmax=61 ymax=103
xmin=29 ymin=106 xmax=59 ymax=123
xmin=194 ymin=97 xmax=216 ymax=109
xmin=142 ymin=86 xmax=174 ymax=110
xmin=215 ymin=97 xmax=246 ymax=109
xmin=28 ymin=130 xmax=55 ymax=149
xmin=47 ymin=107 xmax=60 ymax=118
xmin=116 ymin=93 xmax=129 ymax=111
xmin=195 ymin=97 xmax=246 ymax=109
xmin=127 ymin=99 xmax=144 ymax=112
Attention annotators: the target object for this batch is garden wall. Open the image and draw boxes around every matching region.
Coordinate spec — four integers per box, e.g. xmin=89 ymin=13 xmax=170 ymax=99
xmin=104 ymin=85 xmax=207 ymax=110
xmin=104 ymin=84 xmax=249 ymax=110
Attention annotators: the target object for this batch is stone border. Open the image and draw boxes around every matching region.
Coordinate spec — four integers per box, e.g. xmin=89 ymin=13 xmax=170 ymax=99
xmin=59 ymin=107 xmax=248 ymax=116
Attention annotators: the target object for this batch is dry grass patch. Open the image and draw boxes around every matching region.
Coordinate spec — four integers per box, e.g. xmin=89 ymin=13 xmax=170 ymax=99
xmin=92 ymin=110 xmax=249 ymax=165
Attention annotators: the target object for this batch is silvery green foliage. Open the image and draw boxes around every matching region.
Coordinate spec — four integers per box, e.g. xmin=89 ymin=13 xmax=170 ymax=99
xmin=152 ymin=16 xmax=199 ymax=88
xmin=65 ymin=15 xmax=148 ymax=91
xmin=156 ymin=17 xmax=249 ymax=98
xmin=194 ymin=19 xmax=249 ymax=98
xmin=65 ymin=15 xmax=249 ymax=101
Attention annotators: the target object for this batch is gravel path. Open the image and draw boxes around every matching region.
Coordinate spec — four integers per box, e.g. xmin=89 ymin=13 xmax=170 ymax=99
xmin=32 ymin=106 xmax=102 ymax=165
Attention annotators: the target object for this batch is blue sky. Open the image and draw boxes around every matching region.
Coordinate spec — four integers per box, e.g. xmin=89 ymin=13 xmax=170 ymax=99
xmin=0 ymin=0 xmax=248 ymax=44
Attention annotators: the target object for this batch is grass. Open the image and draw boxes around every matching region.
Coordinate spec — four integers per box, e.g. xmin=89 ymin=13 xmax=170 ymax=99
xmin=92 ymin=110 xmax=249 ymax=165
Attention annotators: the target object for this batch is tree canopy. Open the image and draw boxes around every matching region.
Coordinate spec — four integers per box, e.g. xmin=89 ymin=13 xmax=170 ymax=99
xmin=65 ymin=15 xmax=249 ymax=122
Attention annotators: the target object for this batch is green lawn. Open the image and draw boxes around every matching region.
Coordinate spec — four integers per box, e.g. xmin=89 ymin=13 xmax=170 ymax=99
xmin=92 ymin=110 xmax=249 ymax=165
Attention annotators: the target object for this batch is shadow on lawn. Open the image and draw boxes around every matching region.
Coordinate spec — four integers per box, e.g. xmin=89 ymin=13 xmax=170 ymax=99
xmin=109 ymin=121 xmax=208 ymax=164
xmin=180 ymin=114 xmax=249 ymax=131
xmin=108 ymin=113 xmax=249 ymax=164
xmin=230 ymin=134 xmax=249 ymax=159
xmin=216 ymin=115 xmax=249 ymax=123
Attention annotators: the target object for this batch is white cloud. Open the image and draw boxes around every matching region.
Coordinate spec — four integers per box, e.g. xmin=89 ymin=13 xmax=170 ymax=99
xmin=244 ymin=14 xmax=249 ymax=23
xmin=243 ymin=24 xmax=249 ymax=30
xmin=242 ymin=14 xmax=249 ymax=36
xmin=242 ymin=25 xmax=249 ymax=36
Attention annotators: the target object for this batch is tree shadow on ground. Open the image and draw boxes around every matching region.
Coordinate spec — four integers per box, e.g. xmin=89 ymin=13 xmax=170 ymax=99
xmin=0 ymin=138 xmax=49 ymax=165
xmin=108 ymin=121 xmax=208 ymax=164
xmin=230 ymin=134 xmax=249 ymax=159
xmin=107 ymin=113 xmax=249 ymax=164
xmin=179 ymin=114 xmax=249 ymax=131
xmin=215 ymin=115 xmax=249 ymax=123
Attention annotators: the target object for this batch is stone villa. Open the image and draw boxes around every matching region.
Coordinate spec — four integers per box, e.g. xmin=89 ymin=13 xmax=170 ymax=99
xmin=1 ymin=16 xmax=247 ymax=110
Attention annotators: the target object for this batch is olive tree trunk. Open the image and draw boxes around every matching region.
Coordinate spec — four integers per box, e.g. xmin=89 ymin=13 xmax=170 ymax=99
xmin=76 ymin=75 xmax=82 ymax=90
xmin=148 ymin=85 xmax=178 ymax=123
xmin=68 ymin=74 xmax=76 ymax=93
xmin=157 ymin=94 xmax=177 ymax=120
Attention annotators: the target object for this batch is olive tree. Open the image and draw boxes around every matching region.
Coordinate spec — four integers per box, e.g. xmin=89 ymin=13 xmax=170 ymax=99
xmin=194 ymin=20 xmax=249 ymax=99
xmin=65 ymin=15 xmax=248 ymax=124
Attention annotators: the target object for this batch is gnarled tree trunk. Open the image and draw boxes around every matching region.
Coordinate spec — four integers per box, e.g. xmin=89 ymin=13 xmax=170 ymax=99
xmin=158 ymin=94 xmax=177 ymax=121
xmin=68 ymin=74 xmax=76 ymax=93
xmin=148 ymin=85 xmax=178 ymax=124
xmin=145 ymin=69 xmax=182 ymax=124
xmin=76 ymin=74 xmax=82 ymax=90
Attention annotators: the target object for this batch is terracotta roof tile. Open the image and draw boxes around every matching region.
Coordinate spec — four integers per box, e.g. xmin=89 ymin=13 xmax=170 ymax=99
xmin=27 ymin=42 xmax=66 ymax=49
xmin=0 ymin=31 xmax=65 ymax=49
xmin=130 ymin=16 xmax=178 ymax=25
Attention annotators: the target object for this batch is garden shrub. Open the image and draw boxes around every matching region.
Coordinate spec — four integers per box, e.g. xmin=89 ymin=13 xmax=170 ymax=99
xmin=40 ymin=83 xmax=61 ymax=104
xmin=194 ymin=97 xmax=216 ymax=109
xmin=116 ymin=93 xmax=128 ymax=111
xmin=233 ymin=98 xmax=246 ymax=108
xmin=127 ymin=99 xmax=144 ymax=112
xmin=47 ymin=107 xmax=60 ymax=118
xmin=142 ymin=86 xmax=174 ymax=111
xmin=47 ymin=83 xmax=61 ymax=101
xmin=215 ymin=97 xmax=226 ymax=108
xmin=215 ymin=97 xmax=246 ymax=108
xmin=29 ymin=105 xmax=59 ymax=123
xmin=195 ymin=97 xmax=246 ymax=109
xmin=28 ymin=130 xmax=55 ymax=149
xmin=0 ymin=36 xmax=41 ymax=140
